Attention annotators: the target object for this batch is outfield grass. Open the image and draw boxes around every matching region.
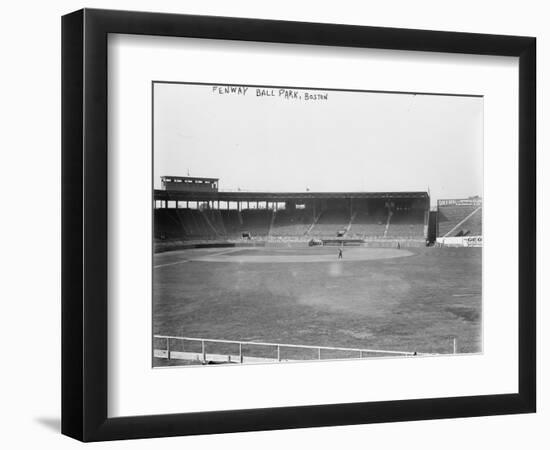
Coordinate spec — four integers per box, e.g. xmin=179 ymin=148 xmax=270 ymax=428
xmin=153 ymin=246 xmax=481 ymax=365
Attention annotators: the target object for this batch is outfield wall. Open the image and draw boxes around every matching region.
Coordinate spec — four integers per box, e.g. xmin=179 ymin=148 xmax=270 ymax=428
xmin=436 ymin=236 xmax=483 ymax=247
xmin=154 ymin=237 xmax=427 ymax=253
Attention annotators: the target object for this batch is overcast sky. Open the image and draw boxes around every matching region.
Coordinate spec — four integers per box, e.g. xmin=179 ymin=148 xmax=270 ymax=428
xmin=153 ymin=82 xmax=483 ymax=205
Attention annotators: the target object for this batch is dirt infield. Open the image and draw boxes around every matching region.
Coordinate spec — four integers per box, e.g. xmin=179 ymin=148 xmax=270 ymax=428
xmin=188 ymin=247 xmax=413 ymax=264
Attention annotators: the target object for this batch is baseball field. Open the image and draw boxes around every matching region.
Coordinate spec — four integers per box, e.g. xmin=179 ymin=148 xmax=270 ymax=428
xmin=153 ymin=245 xmax=482 ymax=366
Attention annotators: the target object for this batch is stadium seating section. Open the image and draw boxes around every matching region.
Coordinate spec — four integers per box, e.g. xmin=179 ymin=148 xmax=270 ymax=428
xmin=437 ymin=205 xmax=482 ymax=237
xmin=308 ymin=209 xmax=350 ymax=238
xmin=386 ymin=209 xmax=425 ymax=239
xmin=155 ymin=205 xmax=428 ymax=241
xmin=270 ymin=209 xmax=313 ymax=237
xmin=348 ymin=210 xmax=387 ymax=239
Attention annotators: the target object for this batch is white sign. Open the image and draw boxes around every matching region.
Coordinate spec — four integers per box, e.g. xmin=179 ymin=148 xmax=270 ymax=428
xmin=436 ymin=236 xmax=482 ymax=247
xmin=438 ymin=199 xmax=483 ymax=207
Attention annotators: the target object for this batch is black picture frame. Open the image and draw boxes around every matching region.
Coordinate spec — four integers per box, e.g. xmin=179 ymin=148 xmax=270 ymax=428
xmin=61 ymin=8 xmax=536 ymax=442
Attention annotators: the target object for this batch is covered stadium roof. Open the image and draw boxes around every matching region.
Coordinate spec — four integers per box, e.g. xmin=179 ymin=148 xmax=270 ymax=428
xmin=161 ymin=175 xmax=219 ymax=182
xmin=154 ymin=189 xmax=429 ymax=202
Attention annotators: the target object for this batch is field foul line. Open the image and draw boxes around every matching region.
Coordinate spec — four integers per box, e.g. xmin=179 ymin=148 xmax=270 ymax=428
xmin=154 ymin=248 xmax=239 ymax=268
xmin=206 ymin=248 xmax=241 ymax=257
xmin=154 ymin=260 xmax=189 ymax=269
xmin=193 ymin=248 xmax=242 ymax=260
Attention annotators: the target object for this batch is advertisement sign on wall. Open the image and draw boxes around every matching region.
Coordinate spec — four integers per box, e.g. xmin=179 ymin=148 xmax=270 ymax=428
xmin=436 ymin=236 xmax=482 ymax=247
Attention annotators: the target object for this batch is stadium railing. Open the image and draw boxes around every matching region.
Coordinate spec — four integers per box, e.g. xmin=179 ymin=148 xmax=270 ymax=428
xmin=153 ymin=334 xmax=435 ymax=365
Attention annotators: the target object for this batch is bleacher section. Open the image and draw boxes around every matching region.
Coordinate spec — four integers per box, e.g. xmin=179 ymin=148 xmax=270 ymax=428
xmin=201 ymin=210 xmax=226 ymax=236
xmin=155 ymin=203 xmax=429 ymax=243
xmin=154 ymin=209 xmax=185 ymax=240
xmin=176 ymin=209 xmax=213 ymax=239
xmin=156 ymin=208 xmax=274 ymax=241
xmin=155 ymin=209 xmax=217 ymax=240
xmin=438 ymin=204 xmax=482 ymax=237
xmin=386 ymin=209 xmax=425 ymax=239
xmin=154 ymin=177 xmax=431 ymax=245
xmin=348 ymin=211 xmax=387 ymax=239
xmin=240 ymin=210 xmax=273 ymax=236
xmin=219 ymin=210 xmax=241 ymax=235
xmin=308 ymin=209 xmax=350 ymax=238
xmin=456 ymin=208 xmax=482 ymax=236
xmin=270 ymin=209 xmax=313 ymax=237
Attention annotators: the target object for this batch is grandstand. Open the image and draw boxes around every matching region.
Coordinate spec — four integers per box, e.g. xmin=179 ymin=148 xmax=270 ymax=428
xmin=348 ymin=201 xmax=387 ymax=239
xmin=309 ymin=208 xmax=350 ymax=238
xmin=152 ymin=178 xmax=483 ymax=365
xmin=437 ymin=198 xmax=482 ymax=237
xmin=270 ymin=209 xmax=312 ymax=237
xmin=387 ymin=206 xmax=426 ymax=239
xmin=154 ymin=176 xmax=430 ymax=247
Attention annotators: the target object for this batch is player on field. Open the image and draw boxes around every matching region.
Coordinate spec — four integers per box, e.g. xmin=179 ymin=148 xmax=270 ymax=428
xmin=338 ymin=246 xmax=343 ymax=260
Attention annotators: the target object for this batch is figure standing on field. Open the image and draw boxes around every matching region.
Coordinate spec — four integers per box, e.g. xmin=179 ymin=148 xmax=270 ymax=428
xmin=338 ymin=246 xmax=343 ymax=260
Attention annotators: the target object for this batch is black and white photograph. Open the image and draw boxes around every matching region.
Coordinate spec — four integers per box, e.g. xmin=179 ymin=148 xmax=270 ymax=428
xmin=0 ymin=0 xmax=541 ymax=447
xmin=152 ymin=82 xmax=483 ymax=367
